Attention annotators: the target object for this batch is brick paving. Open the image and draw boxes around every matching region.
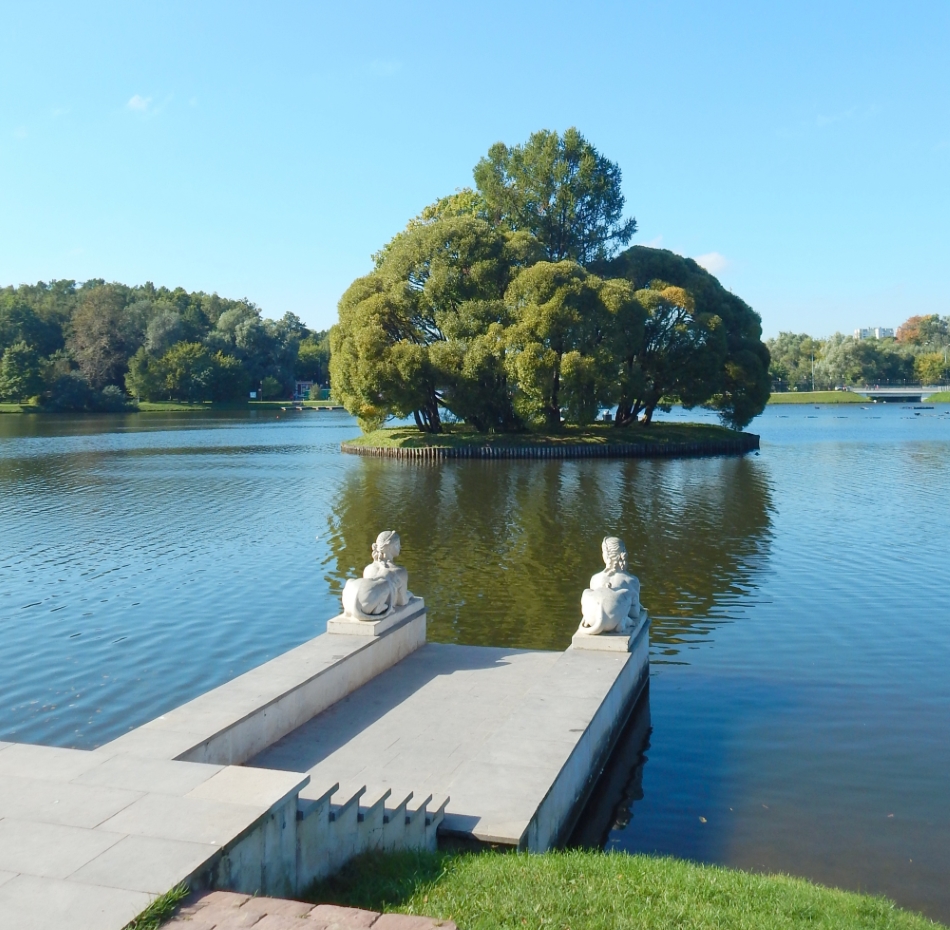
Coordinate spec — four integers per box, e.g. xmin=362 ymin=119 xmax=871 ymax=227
xmin=165 ymin=891 xmax=457 ymax=930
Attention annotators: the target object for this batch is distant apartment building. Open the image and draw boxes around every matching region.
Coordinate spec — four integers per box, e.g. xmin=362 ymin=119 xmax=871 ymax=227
xmin=854 ymin=327 xmax=895 ymax=340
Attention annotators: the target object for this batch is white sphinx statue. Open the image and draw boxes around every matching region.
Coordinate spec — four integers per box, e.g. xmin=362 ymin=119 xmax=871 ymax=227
xmin=341 ymin=530 xmax=412 ymax=621
xmin=577 ymin=536 xmax=642 ymax=636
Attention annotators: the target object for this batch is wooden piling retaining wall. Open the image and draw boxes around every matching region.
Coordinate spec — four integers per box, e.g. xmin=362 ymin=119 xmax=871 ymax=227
xmin=341 ymin=434 xmax=759 ymax=461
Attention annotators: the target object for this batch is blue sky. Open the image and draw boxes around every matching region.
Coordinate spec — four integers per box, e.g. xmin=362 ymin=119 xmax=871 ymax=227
xmin=1 ymin=0 xmax=947 ymax=338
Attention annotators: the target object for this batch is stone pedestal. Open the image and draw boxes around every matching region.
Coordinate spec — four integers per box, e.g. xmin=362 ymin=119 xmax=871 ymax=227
xmin=327 ymin=596 xmax=425 ymax=636
xmin=571 ymin=611 xmax=649 ymax=652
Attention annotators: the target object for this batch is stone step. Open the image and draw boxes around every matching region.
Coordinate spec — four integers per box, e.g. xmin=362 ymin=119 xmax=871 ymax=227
xmin=165 ymin=890 xmax=457 ymax=928
xmin=295 ymin=785 xmax=447 ymax=888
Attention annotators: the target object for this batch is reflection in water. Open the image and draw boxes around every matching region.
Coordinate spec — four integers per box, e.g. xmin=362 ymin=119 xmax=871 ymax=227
xmin=568 ymin=687 xmax=652 ymax=849
xmin=328 ymin=456 xmax=774 ymax=653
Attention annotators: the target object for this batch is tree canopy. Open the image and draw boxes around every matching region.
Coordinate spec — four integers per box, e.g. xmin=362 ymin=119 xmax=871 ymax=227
xmin=768 ymin=314 xmax=950 ymax=391
xmin=474 ymin=128 xmax=637 ymax=265
xmin=0 ymin=279 xmax=329 ymax=409
xmin=331 ymin=129 xmax=770 ymax=433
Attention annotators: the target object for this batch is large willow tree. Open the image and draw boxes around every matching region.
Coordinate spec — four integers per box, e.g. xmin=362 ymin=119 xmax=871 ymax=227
xmin=330 ymin=129 xmax=770 ymax=433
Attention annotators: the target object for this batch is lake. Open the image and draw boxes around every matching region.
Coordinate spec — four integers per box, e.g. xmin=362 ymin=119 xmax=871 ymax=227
xmin=1 ymin=404 xmax=948 ymax=921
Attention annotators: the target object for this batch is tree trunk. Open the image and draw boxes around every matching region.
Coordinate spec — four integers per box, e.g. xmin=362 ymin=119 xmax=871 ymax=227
xmin=547 ymin=362 xmax=561 ymax=429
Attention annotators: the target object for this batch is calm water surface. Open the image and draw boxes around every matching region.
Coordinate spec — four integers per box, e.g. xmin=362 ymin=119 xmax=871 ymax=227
xmin=1 ymin=405 xmax=948 ymax=920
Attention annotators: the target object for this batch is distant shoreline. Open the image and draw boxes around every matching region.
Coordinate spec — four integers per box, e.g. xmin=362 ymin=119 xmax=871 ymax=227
xmin=768 ymin=390 xmax=950 ymax=405
xmin=0 ymin=400 xmax=345 ymax=415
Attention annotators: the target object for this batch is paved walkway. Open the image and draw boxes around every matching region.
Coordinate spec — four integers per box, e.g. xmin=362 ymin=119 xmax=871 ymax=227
xmin=0 ymin=742 xmax=307 ymax=930
xmin=166 ymin=890 xmax=456 ymax=929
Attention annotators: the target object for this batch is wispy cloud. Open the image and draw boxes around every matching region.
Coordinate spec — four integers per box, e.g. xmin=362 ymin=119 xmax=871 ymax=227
xmin=642 ymin=235 xmax=664 ymax=248
xmin=776 ymin=103 xmax=879 ymax=140
xmin=814 ymin=107 xmax=858 ymax=128
xmin=369 ymin=59 xmax=402 ymax=77
xmin=51 ymin=107 xmax=68 ymax=118
xmin=127 ymin=94 xmax=152 ymax=112
xmin=12 ymin=126 xmax=28 ymax=140
xmin=694 ymin=252 xmax=729 ymax=274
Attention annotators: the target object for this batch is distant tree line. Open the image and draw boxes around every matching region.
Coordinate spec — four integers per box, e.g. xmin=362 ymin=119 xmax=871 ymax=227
xmin=768 ymin=315 xmax=950 ymax=391
xmin=330 ymin=128 xmax=771 ymax=433
xmin=0 ymin=280 xmax=329 ymax=409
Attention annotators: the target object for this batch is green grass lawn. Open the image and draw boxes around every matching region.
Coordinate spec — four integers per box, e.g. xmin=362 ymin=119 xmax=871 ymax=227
xmin=249 ymin=399 xmax=342 ymax=409
xmin=306 ymin=849 xmax=942 ymax=930
xmin=135 ymin=399 xmax=342 ymax=412
xmin=924 ymin=391 xmax=950 ymax=403
xmin=344 ymin=421 xmax=748 ymax=451
xmin=0 ymin=402 xmax=26 ymax=413
xmin=768 ymin=391 xmax=867 ymax=405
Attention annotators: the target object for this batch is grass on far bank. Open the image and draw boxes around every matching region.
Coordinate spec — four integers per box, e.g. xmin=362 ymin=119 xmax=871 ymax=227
xmin=925 ymin=391 xmax=950 ymax=403
xmin=129 ymin=399 xmax=342 ymax=412
xmin=306 ymin=849 xmax=942 ymax=930
xmin=767 ymin=391 xmax=868 ymax=405
xmin=344 ymin=420 xmax=747 ymax=451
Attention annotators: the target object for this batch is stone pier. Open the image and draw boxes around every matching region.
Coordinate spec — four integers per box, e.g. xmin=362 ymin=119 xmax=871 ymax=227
xmin=0 ymin=599 xmax=648 ymax=929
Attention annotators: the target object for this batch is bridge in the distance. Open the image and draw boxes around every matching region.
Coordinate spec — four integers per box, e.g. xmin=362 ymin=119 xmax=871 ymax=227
xmin=848 ymin=384 xmax=947 ymax=402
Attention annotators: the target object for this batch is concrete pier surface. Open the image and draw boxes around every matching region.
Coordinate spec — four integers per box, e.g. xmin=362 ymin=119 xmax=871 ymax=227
xmin=0 ymin=742 xmax=308 ymax=930
xmin=250 ymin=626 xmax=649 ymax=850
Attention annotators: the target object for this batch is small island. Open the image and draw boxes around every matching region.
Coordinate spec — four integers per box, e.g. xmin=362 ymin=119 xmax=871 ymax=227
xmin=343 ymin=421 xmax=758 ymax=460
xmin=329 ymin=130 xmax=772 ymax=452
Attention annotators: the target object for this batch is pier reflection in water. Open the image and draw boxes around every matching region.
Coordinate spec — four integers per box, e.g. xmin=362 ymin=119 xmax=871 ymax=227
xmin=328 ymin=454 xmax=773 ymax=652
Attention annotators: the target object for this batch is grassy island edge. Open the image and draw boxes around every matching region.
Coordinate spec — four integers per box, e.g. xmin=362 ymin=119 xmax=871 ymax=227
xmin=342 ymin=421 xmax=754 ymax=452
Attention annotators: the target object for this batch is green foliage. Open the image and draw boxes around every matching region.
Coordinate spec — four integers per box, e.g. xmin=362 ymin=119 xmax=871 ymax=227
xmin=125 ymin=347 xmax=165 ymax=400
xmin=914 ymin=351 xmax=949 ymax=384
xmin=599 ymin=246 xmax=770 ymax=429
xmin=504 ymin=261 xmax=620 ymax=428
xmin=771 ymin=313 xmax=950 ymax=391
xmin=0 ymin=341 xmax=43 ymax=401
xmin=307 ymin=849 xmax=940 ymax=930
xmin=332 ymin=133 xmax=770 ymax=433
xmin=261 ymin=375 xmax=282 ymax=399
xmin=122 ymin=882 xmax=190 ymax=930
xmin=96 ymin=385 xmax=134 ymax=411
xmin=1 ymin=279 xmax=320 ymax=410
xmin=295 ymin=331 xmax=331 ymax=382
xmin=126 ymin=342 xmax=249 ymax=402
xmin=210 ymin=351 xmax=250 ymax=401
xmin=44 ymin=372 xmax=96 ymax=411
xmin=0 ymin=294 xmax=64 ymax=357
xmin=67 ymin=284 xmax=139 ymax=390
xmin=765 ymin=332 xmax=822 ymax=388
xmin=331 ymin=214 xmax=520 ymax=433
xmin=156 ymin=342 xmax=207 ymax=400
xmin=474 ymin=127 xmax=636 ymax=264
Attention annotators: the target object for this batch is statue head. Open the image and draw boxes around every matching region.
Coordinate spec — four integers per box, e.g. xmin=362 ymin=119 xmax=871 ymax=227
xmin=601 ymin=536 xmax=628 ymax=572
xmin=372 ymin=530 xmax=401 ymax=563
